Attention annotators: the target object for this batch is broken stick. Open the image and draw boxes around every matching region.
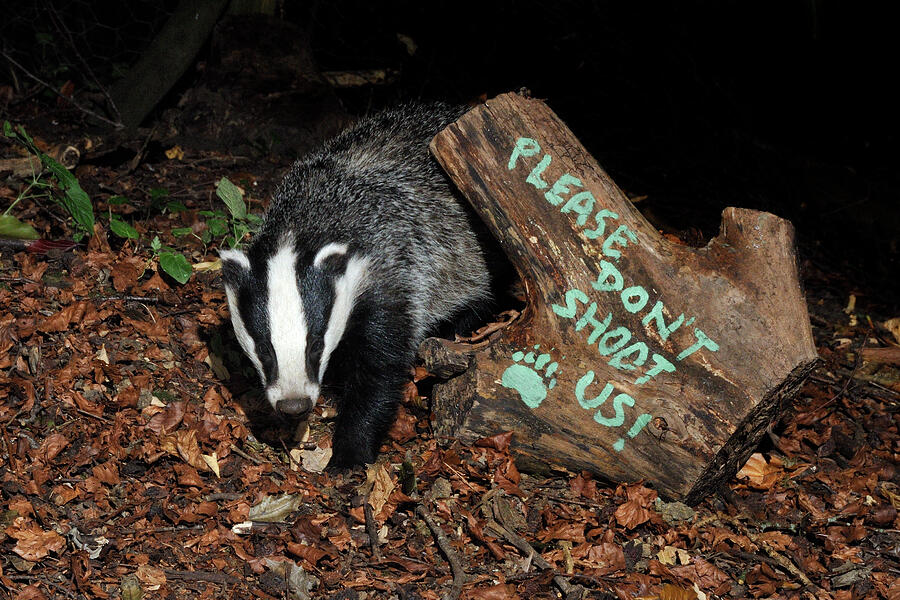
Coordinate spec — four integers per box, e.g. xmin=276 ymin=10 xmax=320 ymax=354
xmin=426 ymin=93 xmax=818 ymax=504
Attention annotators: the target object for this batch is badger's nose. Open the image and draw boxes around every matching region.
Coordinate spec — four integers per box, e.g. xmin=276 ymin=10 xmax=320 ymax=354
xmin=276 ymin=397 xmax=313 ymax=416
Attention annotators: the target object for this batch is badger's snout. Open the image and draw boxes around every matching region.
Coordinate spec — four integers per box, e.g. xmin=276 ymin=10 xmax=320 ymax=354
xmin=275 ymin=396 xmax=314 ymax=416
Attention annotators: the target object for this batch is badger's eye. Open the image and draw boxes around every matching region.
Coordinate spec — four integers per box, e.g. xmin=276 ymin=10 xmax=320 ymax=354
xmin=257 ymin=341 xmax=277 ymax=381
xmin=308 ymin=338 xmax=324 ymax=364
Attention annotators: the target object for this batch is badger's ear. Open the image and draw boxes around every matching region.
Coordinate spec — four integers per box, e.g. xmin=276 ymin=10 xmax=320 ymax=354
xmin=313 ymin=242 xmax=349 ymax=274
xmin=219 ymin=248 xmax=250 ymax=285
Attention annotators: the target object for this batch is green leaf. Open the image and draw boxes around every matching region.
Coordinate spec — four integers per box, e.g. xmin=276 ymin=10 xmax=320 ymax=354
xmin=165 ymin=200 xmax=187 ymax=213
xmin=150 ymin=235 xmax=161 ymax=252
xmin=3 ymin=121 xmax=13 ymax=137
xmin=207 ymin=217 xmax=228 ymax=237
xmin=149 ymin=187 xmax=169 ymax=200
xmin=109 ymin=216 xmax=139 ymax=239
xmin=170 ymin=227 xmax=193 ymax=237
xmin=216 ymin=177 xmax=246 ymax=220
xmin=41 ymin=154 xmax=94 ymax=233
xmin=108 ymin=195 xmax=130 ymax=206
xmin=0 ymin=214 xmax=40 ymax=239
xmin=159 ymin=251 xmax=192 ymax=284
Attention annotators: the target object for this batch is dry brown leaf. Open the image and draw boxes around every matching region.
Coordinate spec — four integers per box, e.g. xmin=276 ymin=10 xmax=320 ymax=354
xmin=175 ymin=429 xmax=207 ymax=471
xmin=659 ymin=583 xmax=698 ymax=600
xmin=367 ymin=463 xmax=395 ymax=515
xmin=135 ymin=564 xmax=167 ymax=587
xmin=12 ymin=585 xmax=47 ymax=600
xmin=387 ymin=404 xmax=418 ymax=443
xmin=615 ymin=499 xmax=652 ymax=529
xmin=736 ymin=453 xmax=782 ymax=489
xmin=6 ymin=516 xmax=66 ymax=561
xmin=462 ymin=583 xmax=518 ymax=600
xmin=39 ymin=433 xmax=69 ymax=462
xmin=92 ymin=461 xmax=120 ymax=485
xmin=474 ymin=430 xmax=514 ymax=452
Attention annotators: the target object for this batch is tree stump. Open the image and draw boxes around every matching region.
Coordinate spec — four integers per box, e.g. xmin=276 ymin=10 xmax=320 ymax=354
xmin=426 ymin=92 xmax=818 ymax=503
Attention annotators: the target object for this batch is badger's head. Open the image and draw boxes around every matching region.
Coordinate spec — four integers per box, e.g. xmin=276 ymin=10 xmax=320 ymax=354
xmin=219 ymin=241 xmax=369 ymax=416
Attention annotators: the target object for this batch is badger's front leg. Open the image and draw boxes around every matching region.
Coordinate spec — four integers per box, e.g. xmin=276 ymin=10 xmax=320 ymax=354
xmin=327 ymin=368 xmax=407 ymax=469
xmin=325 ymin=301 xmax=415 ymax=470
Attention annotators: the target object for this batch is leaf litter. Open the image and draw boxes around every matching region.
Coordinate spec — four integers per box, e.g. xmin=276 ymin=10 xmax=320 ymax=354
xmin=1 ymin=118 xmax=899 ymax=600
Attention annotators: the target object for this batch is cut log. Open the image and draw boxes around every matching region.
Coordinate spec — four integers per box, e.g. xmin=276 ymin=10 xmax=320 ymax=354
xmin=426 ymin=92 xmax=818 ymax=503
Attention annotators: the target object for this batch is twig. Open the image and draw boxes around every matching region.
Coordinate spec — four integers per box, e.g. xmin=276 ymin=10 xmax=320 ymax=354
xmin=121 ymin=524 xmax=204 ymax=535
xmin=75 ymin=407 xmax=112 ymax=423
xmin=703 ymin=512 xmax=822 ymax=592
xmin=127 ymin=125 xmax=158 ymax=174
xmin=821 ymin=336 xmax=867 ymax=411
xmin=163 ymin=568 xmax=241 ymax=585
xmin=230 ymin=442 xmax=286 ymax=480
xmin=416 ymin=504 xmax=466 ymax=600
xmin=94 ymin=295 xmax=161 ymax=304
xmin=0 ymin=239 xmax=31 ymax=251
xmin=0 ymin=49 xmax=123 ymax=128
xmin=364 ymin=498 xmax=383 ymax=561
xmin=486 ymin=516 xmax=574 ymax=597
xmin=230 ymin=442 xmax=264 ymax=465
xmin=44 ymin=1 xmax=121 ymax=123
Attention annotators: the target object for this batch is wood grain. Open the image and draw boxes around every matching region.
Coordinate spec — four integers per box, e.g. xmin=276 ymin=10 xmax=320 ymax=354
xmin=426 ymin=93 xmax=818 ymax=503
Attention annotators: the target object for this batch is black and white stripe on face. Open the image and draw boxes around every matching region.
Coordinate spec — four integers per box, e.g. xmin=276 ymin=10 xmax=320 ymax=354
xmin=220 ymin=242 xmax=369 ymax=412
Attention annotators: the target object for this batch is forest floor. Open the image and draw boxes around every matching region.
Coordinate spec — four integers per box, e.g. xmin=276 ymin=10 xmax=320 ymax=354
xmin=1 ymin=90 xmax=899 ymax=600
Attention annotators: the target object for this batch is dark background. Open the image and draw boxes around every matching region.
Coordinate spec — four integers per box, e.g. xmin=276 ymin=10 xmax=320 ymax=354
xmin=300 ymin=1 xmax=899 ymax=306
xmin=2 ymin=0 xmax=898 ymax=308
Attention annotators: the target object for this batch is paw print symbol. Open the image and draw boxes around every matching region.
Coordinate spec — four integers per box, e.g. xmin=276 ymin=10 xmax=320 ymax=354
xmin=501 ymin=346 xmax=558 ymax=409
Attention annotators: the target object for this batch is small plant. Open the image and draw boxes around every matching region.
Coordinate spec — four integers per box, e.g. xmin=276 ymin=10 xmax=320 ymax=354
xmin=3 ymin=121 xmax=95 ymax=241
xmin=106 ymin=196 xmax=139 ymax=240
xmin=150 ymin=235 xmax=192 ymax=284
xmin=169 ymin=178 xmax=259 ymax=250
xmin=212 ymin=177 xmax=261 ymax=249
xmin=0 ymin=164 xmax=46 ymax=239
xmin=105 ymin=194 xmax=192 ymax=285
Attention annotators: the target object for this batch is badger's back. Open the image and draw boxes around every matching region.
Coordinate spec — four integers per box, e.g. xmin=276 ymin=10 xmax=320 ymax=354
xmin=252 ymin=102 xmax=492 ymax=343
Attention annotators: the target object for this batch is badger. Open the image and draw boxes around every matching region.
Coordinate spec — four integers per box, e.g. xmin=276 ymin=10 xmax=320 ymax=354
xmin=219 ymin=102 xmax=497 ymax=469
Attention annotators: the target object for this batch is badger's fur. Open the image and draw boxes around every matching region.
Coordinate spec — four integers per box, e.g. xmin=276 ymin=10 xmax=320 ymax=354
xmin=220 ymin=102 xmax=495 ymax=469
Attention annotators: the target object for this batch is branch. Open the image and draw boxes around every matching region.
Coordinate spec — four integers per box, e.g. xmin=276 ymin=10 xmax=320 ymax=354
xmin=0 ymin=49 xmax=123 ymax=129
xmin=416 ymin=504 xmax=467 ymax=600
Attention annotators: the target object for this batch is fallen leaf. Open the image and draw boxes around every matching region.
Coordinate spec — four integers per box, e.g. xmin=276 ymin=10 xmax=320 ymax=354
xmin=201 ymin=452 xmax=220 ymax=477
xmin=615 ymin=500 xmax=652 ymax=529
xmin=462 ymin=583 xmax=518 ymax=600
xmin=300 ymin=446 xmax=331 ymax=472
xmin=474 ymin=430 xmax=514 ymax=452
xmin=736 ymin=453 xmax=782 ymax=489
xmin=366 ymin=463 xmax=395 ymax=515
xmin=249 ymin=494 xmax=304 ymax=523
xmin=39 ymin=433 xmax=69 ymax=462
xmin=135 ymin=564 xmax=166 ymax=588
xmin=6 ymin=517 xmax=66 ymax=561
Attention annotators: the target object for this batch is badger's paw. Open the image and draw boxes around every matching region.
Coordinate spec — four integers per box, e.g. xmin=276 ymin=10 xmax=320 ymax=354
xmin=500 ymin=346 xmax=558 ymax=409
xmin=326 ymin=434 xmax=377 ymax=472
